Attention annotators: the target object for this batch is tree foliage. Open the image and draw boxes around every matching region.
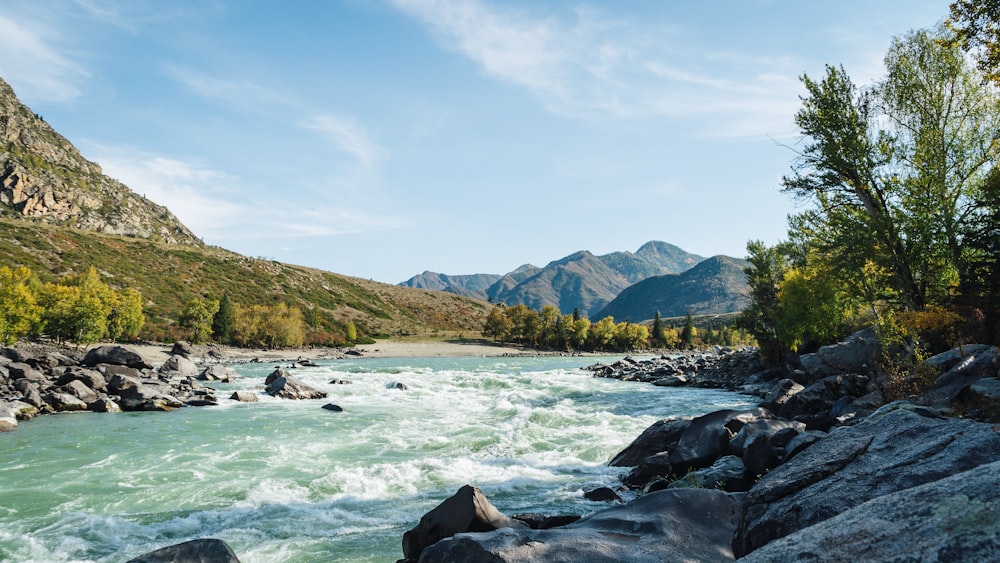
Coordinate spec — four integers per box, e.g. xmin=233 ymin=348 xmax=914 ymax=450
xmin=0 ymin=266 xmax=41 ymax=345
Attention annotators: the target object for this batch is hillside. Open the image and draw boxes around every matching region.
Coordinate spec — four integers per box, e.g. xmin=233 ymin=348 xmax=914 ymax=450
xmin=0 ymin=78 xmax=199 ymax=245
xmin=594 ymin=255 xmax=750 ymax=322
xmin=0 ymin=76 xmax=490 ymax=342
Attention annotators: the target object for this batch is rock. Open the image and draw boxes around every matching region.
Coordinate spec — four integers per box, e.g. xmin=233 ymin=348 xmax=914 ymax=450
xmin=608 ymin=417 xmax=691 ymax=467
xmin=798 ymin=327 xmax=879 ymax=378
xmin=582 ymin=486 xmax=621 ymax=502
xmin=7 ymin=361 xmax=45 ymax=381
xmin=651 ymin=374 xmax=687 ymax=386
xmin=778 ymin=374 xmax=870 ymax=421
xmin=321 ymin=403 xmax=344 ymax=412
xmin=6 ymin=400 xmax=39 ymax=420
xmin=758 ymin=378 xmax=803 ymax=413
xmin=82 ymin=345 xmax=153 ymax=369
xmin=59 ymin=379 xmax=99 ymax=404
xmin=740 ymin=460 xmax=1000 ymax=563
xmin=667 ymin=408 xmax=771 ymax=475
xmin=782 ymin=430 xmax=827 ymax=461
xmin=401 ymin=484 xmax=526 ymax=562
xmin=510 ymin=514 xmax=581 ymax=529
xmin=733 ymin=406 xmax=1000 ymax=557
xmin=668 ymin=455 xmax=746 ymax=491
xmin=329 ymin=378 xmax=353 ymax=385
xmin=388 ymin=381 xmax=409 ymax=390
xmin=265 ymin=376 xmax=327 ymax=400
xmin=55 ymin=368 xmax=107 ymax=392
xmin=0 ymin=403 xmax=16 ymax=431
xmin=126 ymin=538 xmax=241 ymax=563
xmin=417 ymin=488 xmax=738 ymax=563
xmin=170 ymin=341 xmax=196 ymax=359
xmin=623 ymin=451 xmax=673 ymax=490
xmin=158 ymin=354 xmax=199 ymax=378
xmin=88 ymin=398 xmax=121 ymax=413
xmin=199 ymin=365 xmax=238 ymax=382
xmin=43 ymin=391 xmax=88 ymax=412
xmin=229 ymin=391 xmax=258 ymax=403
xmin=264 ymin=368 xmax=290 ymax=385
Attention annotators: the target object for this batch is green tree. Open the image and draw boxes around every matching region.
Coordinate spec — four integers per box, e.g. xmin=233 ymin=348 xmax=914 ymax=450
xmin=0 ymin=266 xmax=41 ymax=345
xmin=107 ymin=288 xmax=145 ymax=341
xmin=589 ymin=316 xmax=616 ymax=351
xmin=345 ymin=321 xmax=358 ymax=343
xmin=738 ymin=241 xmax=791 ymax=364
xmin=212 ymin=293 xmax=235 ymax=344
xmin=179 ymin=297 xmax=220 ymax=344
xmin=483 ymin=306 xmax=513 ymax=342
xmin=680 ymin=310 xmax=697 ymax=349
xmin=650 ymin=311 xmax=665 ymax=347
xmin=949 ymin=0 xmax=1000 ymax=84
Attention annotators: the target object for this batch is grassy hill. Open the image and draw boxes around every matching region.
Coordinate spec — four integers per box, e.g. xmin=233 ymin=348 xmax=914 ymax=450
xmin=0 ymin=218 xmax=491 ymax=342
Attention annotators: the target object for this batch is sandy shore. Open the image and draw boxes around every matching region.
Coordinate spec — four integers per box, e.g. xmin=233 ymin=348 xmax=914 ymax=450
xmin=116 ymin=339 xmax=545 ymax=366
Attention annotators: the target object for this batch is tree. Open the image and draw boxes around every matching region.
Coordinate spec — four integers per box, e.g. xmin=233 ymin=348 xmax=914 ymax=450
xmin=680 ymin=310 xmax=697 ymax=349
xmin=212 ymin=293 xmax=235 ymax=344
xmin=737 ymin=241 xmax=791 ymax=364
xmin=949 ymin=0 xmax=1000 ymax=84
xmin=345 ymin=321 xmax=358 ymax=343
xmin=0 ymin=266 xmax=41 ymax=345
xmin=179 ymin=297 xmax=220 ymax=344
xmin=483 ymin=306 xmax=513 ymax=342
xmin=650 ymin=311 xmax=665 ymax=347
xmin=589 ymin=316 xmax=616 ymax=351
xmin=107 ymin=288 xmax=145 ymax=341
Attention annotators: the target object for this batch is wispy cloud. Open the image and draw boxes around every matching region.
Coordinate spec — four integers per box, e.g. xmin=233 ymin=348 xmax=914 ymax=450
xmin=302 ymin=114 xmax=385 ymax=170
xmin=391 ymin=0 xmax=803 ymax=137
xmin=0 ymin=15 xmax=89 ymax=103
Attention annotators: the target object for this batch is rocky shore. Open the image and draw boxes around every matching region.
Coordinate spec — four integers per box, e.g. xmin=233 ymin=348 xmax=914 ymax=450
xmin=394 ymin=329 xmax=1000 ymax=562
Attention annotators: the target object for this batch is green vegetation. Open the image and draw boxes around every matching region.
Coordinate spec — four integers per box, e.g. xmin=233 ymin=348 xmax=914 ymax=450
xmin=0 ymin=218 xmax=491 ymax=345
xmin=483 ymin=303 xmax=750 ymax=352
xmin=739 ymin=20 xmax=1000 ymax=367
xmin=1 ymin=265 xmax=144 ymax=345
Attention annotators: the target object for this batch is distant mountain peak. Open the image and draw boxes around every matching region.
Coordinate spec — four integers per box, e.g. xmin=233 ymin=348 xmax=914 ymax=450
xmin=0 ymin=76 xmax=201 ymax=245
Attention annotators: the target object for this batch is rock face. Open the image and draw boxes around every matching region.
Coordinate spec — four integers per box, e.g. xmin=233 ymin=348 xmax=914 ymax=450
xmin=401 ymin=484 xmax=526 ymax=562
xmin=741 ymin=459 xmax=1000 ymax=562
xmin=417 ymin=488 xmax=738 ymax=563
xmin=126 ymin=538 xmax=241 ymax=563
xmin=733 ymin=405 xmax=1000 ymax=557
xmin=0 ymin=77 xmax=200 ymax=244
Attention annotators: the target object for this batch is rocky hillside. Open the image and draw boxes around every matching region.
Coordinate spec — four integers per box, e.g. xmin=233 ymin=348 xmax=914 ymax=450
xmin=400 ymin=271 xmax=503 ymax=301
xmin=401 ymin=241 xmax=705 ymax=318
xmin=0 ymin=77 xmax=199 ymax=245
xmin=594 ymin=255 xmax=750 ymax=322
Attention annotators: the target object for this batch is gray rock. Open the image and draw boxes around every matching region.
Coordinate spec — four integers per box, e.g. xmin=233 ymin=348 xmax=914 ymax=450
xmin=264 ymin=367 xmax=290 ymax=385
xmin=55 ymin=368 xmax=107 ymax=392
xmin=402 ymin=484 xmax=526 ymax=562
xmin=741 ymin=460 xmax=1000 ymax=563
xmin=170 ymin=341 xmax=196 ymax=359
xmin=0 ymin=403 xmax=16 ymax=431
xmin=200 ymin=364 xmax=238 ymax=382
xmin=82 ymin=345 xmax=153 ymax=369
xmin=321 ymin=403 xmax=344 ymax=412
xmin=418 ymin=488 xmax=738 ymax=563
xmin=758 ymin=378 xmax=803 ymax=413
xmin=7 ymin=361 xmax=46 ymax=381
xmin=158 ymin=354 xmax=199 ymax=378
xmin=734 ymin=407 xmax=1000 ymax=557
xmin=609 ymin=417 xmax=691 ymax=467
xmin=799 ymin=327 xmax=879 ymax=377
xmin=668 ymin=455 xmax=745 ymax=490
xmin=43 ymin=391 xmax=88 ymax=412
xmin=59 ymin=379 xmax=99 ymax=404
xmin=668 ymin=408 xmax=771 ymax=475
xmin=126 ymin=538 xmax=241 ymax=563
xmin=229 ymin=391 xmax=258 ymax=403
xmin=265 ymin=376 xmax=327 ymax=400
xmin=88 ymin=398 xmax=121 ymax=413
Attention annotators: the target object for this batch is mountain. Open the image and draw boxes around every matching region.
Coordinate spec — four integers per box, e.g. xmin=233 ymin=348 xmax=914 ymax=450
xmin=487 ymin=242 xmax=704 ymax=318
xmin=400 ymin=271 xmax=503 ymax=301
xmin=0 ymin=78 xmax=199 ymax=245
xmin=0 ymin=76 xmax=490 ymax=340
xmin=484 ymin=264 xmax=542 ymax=301
xmin=594 ymin=255 xmax=751 ymax=322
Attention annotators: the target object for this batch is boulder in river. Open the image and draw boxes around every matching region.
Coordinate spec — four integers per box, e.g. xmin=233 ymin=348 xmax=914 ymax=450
xmin=82 ymin=345 xmax=153 ymax=370
xmin=265 ymin=376 xmax=327 ymax=400
xmin=126 ymin=538 xmax=241 ymax=563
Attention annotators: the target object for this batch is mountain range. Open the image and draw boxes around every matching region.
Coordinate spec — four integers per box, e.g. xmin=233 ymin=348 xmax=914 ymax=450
xmin=401 ymin=242 xmax=751 ymax=321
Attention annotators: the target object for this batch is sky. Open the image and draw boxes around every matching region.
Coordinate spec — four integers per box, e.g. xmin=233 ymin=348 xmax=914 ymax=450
xmin=0 ymin=0 xmax=949 ymax=284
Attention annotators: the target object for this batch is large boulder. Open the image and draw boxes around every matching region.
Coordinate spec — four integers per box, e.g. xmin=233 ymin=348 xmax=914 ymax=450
xmin=740 ymin=459 xmax=1000 ymax=562
xmin=402 ymin=484 xmax=526 ymax=562
xmin=82 ymin=346 xmax=153 ymax=370
xmin=608 ymin=417 xmax=691 ymax=467
xmin=126 ymin=538 xmax=241 ymax=563
xmin=158 ymin=354 xmax=199 ymax=378
xmin=55 ymin=368 xmax=107 ymax=392
xmin=264 ymin=376 xmax=327 ymax=400
xmin=58 ymin=379 xmax=99 ymax=404
xmin=0 ymin=402 xmax=16 ymax=432
xmin=667 ymin=408 xmax=772 ymax=475
xmin=200 ymin=364 xmax=238 ymax=382
xmin=734 ymin=404 xmax=1000 ymax=557
xmin=925 ymin=345 xmax=1000 ymax=419
xmin=418 ymin=488 xmax=738 ymax=563
xmin=799 ymin=327 xmax=879 ymax=378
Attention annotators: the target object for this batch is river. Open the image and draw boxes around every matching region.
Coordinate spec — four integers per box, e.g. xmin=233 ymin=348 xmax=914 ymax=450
xmin=0 ymin=355 xmax=754 ymax=562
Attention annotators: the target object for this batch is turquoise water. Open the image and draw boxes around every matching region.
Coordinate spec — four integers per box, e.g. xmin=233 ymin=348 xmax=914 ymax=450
xmin=0 ymin=355 xmax=754 ymax=562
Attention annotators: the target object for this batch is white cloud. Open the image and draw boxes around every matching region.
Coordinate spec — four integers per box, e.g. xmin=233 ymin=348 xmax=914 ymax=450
xmin=302 ymin=114 xmax=385 ymax=170
xmin=391 ymin=0 xmax=805 ymax=137
xmin=0 ymin=15 xmax=89 ymax=103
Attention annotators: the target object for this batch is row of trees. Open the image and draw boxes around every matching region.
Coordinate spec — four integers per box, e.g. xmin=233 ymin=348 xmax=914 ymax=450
xmin=483 ymin=304 xmax=750 ymax=352
xmin=178 ymin=294 xmax=363 ymax=349
xmin=739 ymin=18 xmax=1000 ymax=364
xmin=0 ymin=265 xmax=144 ymax=345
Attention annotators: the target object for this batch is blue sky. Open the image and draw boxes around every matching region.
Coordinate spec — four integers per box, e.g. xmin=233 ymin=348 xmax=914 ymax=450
xmin=0 ymin=0 xmax=948 ymax=283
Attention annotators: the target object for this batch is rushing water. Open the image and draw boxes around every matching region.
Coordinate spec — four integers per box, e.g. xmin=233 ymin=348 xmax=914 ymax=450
xmin=0 ymin=355 xmax=754 ymax=562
